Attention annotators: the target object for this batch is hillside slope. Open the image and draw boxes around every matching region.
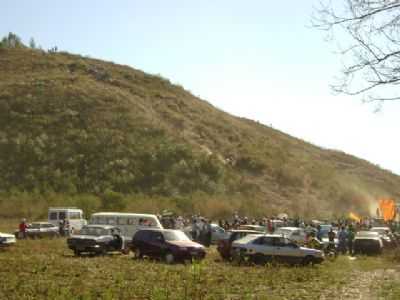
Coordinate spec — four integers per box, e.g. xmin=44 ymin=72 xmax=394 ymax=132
xmin=1 ymin=47 xmax=399 ymax=218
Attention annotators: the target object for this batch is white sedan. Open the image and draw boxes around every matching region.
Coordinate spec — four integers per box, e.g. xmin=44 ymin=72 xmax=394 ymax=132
xmin=0 ymin=232 xmax=16 ymax=247
xmin=274 ymin=227 xmax=307 ymax=245
xmin=232 ymin=234 xmax=324 ymax=265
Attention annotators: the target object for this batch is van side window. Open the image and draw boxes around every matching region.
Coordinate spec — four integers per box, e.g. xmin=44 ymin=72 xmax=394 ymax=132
xmin=69 ymin=212 xmax=81 ymax=220
xmin=59 ymin=212 xmax=66 ymax=220
xmin=117 ymin=218 xmax=127 ymax=225
xmin=107 ymin=218 xmax=116 ymax=225
xmin=49 ymin=212 xmax=57 ymax=220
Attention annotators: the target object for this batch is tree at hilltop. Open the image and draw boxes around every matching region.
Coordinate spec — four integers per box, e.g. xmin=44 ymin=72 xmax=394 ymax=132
xmin=0 ymin=32 xmax=26 ymax=48
xmin=314 ymin=1 xmax=400 ymax=105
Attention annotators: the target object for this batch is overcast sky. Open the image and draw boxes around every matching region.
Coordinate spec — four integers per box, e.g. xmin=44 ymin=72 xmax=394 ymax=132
xmin=2 ymin=0 xmax=399 ymax=175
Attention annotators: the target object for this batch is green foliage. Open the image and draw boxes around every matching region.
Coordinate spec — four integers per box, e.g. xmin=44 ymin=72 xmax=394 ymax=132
xmin=0 ymin=41 xmax=399 ymax=218
xmin=0 ymin=32 xmax=25 ymax=48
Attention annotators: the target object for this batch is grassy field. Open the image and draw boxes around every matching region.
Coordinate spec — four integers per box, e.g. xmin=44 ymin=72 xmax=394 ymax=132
xmin=1 ymin=221 xmax=400 ymax=300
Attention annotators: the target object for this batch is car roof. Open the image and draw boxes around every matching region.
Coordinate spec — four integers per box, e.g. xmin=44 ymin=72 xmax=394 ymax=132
xmin=91 ymin=212 xmax=158 ymax=217
xmin=276 ymin=227 xmax=302 ymax=231
xmin=31 ymin=222 xmax=54 ymax=225
xmin=228 ymin=230 xmax=262 ymax=233
xmin=83 ymin=225 xmax=116 ymax=230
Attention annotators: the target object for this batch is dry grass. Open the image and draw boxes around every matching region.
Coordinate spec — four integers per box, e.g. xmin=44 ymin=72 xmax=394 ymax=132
xmin=1 ymin=224 xmax=399 ymax=299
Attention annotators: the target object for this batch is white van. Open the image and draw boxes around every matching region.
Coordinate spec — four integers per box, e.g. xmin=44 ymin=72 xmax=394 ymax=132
xmin=48 ymin=207 xmax=87 ymax=233
xmin=89 ymin=212 xmax=163 ymax=240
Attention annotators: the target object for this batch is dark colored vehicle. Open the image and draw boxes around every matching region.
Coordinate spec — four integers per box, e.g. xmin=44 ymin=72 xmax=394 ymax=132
xmin=354 ymin=231 xmax=383 ymax=255
xmin=131 ymin=229 xmax=206 ymax=263
xmin=15 ymin=222 xmax=59 ymax=239
xmin=217 ymin=230 xmax=261 ymax=260
xmin=67 ymin=225 xmax=123 ymax=256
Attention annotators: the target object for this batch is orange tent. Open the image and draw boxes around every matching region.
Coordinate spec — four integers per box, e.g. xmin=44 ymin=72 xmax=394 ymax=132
xmin=378 ymin=198 xmax=396 ymax=221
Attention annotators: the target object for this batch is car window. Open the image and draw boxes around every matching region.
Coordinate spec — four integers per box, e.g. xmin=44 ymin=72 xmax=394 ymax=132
xmin=151 ymin=232 xmax=164 ymax=242
xmin=49 ymin=212 xmax=57 ymax=220
xmin=79 ymin=227 xmax=109 ymax=236
xmin=163 ymin=231 xmax=190 ymax=241
xmin=253 ymin=236 xmax=273 ymax=245
xmin=29 ymin=223 xmax=41 ymax=229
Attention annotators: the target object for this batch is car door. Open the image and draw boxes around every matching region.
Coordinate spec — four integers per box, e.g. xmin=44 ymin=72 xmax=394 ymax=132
xmin=273 ymin=237 xmax=302 ymax=264
xmin=146 ymin=232 xmax=165 ymax=257
xmin=251 ymin=236 xmax=274 ymax=258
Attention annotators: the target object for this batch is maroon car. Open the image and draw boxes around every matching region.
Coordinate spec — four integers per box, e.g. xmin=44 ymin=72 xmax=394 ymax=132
xmin=217 ymin=230 xmax=261 ymax=260
xmin=131 ymin=229 xmax=206 ymax=263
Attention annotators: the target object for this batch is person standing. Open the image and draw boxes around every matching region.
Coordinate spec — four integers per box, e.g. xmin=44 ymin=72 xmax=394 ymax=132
xmin=19 ymin=219 xmax=28 ymax=239
xmin=347 ymin=225 xmax=355 ymax=256
xmin=338 ymin=226 xmax=348 ymax=255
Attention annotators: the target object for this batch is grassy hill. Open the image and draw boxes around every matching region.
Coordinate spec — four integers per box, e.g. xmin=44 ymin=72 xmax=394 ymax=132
xmin=1 ymin=44 xmax=399 ymax=219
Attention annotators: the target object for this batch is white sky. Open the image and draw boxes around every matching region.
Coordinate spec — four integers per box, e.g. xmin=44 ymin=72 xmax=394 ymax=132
xmin=2 ymin=0 xmax=399 ymax=174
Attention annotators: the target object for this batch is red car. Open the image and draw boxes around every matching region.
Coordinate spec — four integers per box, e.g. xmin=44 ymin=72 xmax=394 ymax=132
xmin=217 ymin=230 xmax=261 ymax=260
xmin=131 ymin=229 xmax=206 ymax=263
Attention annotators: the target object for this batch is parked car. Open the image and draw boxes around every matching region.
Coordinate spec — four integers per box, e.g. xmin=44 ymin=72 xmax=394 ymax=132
xmin=0 ymin=232 xmax=16 ymax=247
xmin=238 ymin=225 xmax=266 ymax=232
xmin=217 ymin=230 xmax=261 ymax=260
xmin=131 ymin=229 xmax=206 ymax=263
xmin=183 ymin=223 xmax=227 ymax=244
xmin=232 ymin=234 xmax=324 ymax=265
xmin=320 ymin=230 xmax=339 ymax=249
xmin=369 ymin=227 xmax=396 ymax=248
xmin=210 ymin=224 xmax=227 ymax=244
xmin=354 ymin=231 xmax=383 ymax=255
xmin=67 ymin=225 xmax=124 ymax=256
xmin=274 ymin=227 xmax=307 ymax=245
xmin=15 ymin=222 xmax=59 ymax=239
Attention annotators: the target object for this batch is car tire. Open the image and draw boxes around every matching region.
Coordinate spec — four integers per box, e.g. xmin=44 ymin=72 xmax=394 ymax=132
xmin=134 ymin=248 xmax=143 ymax=259
xmin=252 ymin=253 xmax=267 ymax=265
xmin=302 ymin=255 xmax=314 ymax=265
xmin=164 ymin=252 xmax=175 ymax=264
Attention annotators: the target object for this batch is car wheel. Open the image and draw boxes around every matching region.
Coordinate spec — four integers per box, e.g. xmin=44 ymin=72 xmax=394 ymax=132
xmin=252 ymin=253 xmax=267 ymax=265
xmin=164 ymin=252 xmax=175 ymax=264
xmin=302 ymin=255 xmax=314 ymax=265
xmin=134 ymin=248 xmax=143 ymax=259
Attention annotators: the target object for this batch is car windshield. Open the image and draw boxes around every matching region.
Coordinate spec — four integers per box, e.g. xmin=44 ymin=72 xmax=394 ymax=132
xmin=370 ymin=228 xmax=389 ymax=235
xmin=163 ymin=231 xmax=190 ymax=241
xmin=274 ymin=228 xmax=292 ymax=236
xmin=79 ymin=227 xmax=110 ymax=236
xmin=356 ymin=231 xmax=380 ymax=238
xmin=28 ymin=223 xmax=41 ymax=229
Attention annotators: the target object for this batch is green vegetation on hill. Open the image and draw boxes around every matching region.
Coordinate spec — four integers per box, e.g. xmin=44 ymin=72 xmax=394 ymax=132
xmin=1 ymin=34 xmax=400 ymax=219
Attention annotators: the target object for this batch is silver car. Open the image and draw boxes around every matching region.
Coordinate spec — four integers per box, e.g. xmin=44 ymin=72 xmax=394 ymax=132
xmin=232 ymin=234 xmax=324 ymax=265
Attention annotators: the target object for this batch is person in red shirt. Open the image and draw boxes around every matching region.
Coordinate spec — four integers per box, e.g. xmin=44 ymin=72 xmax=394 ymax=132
xmin=19 ymin=219 xmax=28 ymax=239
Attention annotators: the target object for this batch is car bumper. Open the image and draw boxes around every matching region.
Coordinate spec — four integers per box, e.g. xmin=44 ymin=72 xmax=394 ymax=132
xmin=68 ymin=244 xmax=104 ymax=253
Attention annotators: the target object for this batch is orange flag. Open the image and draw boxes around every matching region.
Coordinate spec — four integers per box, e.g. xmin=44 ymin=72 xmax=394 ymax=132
xmin=379 ymin=198 xmax=396 ymax=221
xmin=349 ymin=212 xmax=361 ymax=223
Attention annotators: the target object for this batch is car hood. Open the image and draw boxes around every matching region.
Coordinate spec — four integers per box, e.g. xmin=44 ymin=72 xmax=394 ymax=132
xmin=299 ymin=247 xmax=324 ymax=256
xmin=167 ymin=240 xmax=204 ymax=249
xmin=354 ymin=237 xmax=381 ymax=241
xmin=0 ymin=232 xmax=14 ymax=238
